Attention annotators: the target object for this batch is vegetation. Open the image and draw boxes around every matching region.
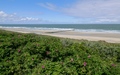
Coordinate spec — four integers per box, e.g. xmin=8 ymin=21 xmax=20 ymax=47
xmin=0 ymin=29 xmax=120 ymax=75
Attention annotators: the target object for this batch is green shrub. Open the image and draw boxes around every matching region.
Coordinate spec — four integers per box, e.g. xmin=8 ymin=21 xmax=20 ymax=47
xmin=0 ymin=29 xmax=120 ymax=75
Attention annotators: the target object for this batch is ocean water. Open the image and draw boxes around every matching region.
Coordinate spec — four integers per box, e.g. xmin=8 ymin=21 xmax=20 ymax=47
xmin=0 ymin=24 xmax=120 ymax=33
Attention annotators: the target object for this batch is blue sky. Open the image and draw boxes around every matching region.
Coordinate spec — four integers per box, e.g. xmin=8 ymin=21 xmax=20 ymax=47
xmin=0 ymin=0 xmax=120 ymax=24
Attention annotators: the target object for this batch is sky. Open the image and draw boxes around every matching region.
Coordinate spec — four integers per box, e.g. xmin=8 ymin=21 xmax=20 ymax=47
xmin=0 ymin=0 xmax=120 ymax=24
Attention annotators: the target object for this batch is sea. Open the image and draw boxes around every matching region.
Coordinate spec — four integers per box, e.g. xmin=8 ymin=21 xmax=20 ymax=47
xmin=0 ymin=24 xmax=120 ymax=33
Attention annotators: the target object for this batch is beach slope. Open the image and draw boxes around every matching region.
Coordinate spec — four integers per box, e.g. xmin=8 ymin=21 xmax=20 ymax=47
xmin=1 ymin=28 xmax=120 ymax=43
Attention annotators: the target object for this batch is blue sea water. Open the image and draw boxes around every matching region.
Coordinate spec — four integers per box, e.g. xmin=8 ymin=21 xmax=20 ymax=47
xmin=0 ymin=24 xmax=120 ymax=33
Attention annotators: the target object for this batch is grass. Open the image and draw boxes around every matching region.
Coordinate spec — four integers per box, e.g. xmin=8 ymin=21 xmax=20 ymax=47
xmin=0 ymin=29 xmax=120 ymax=75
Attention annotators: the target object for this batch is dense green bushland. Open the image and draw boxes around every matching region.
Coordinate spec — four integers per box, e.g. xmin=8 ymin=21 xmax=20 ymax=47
xmin=0 ymin=29 xmax=120 ymax=75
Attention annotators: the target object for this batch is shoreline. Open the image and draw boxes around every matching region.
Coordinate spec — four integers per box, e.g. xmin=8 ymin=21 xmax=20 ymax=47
xmin=1 ymin=28 xmax=120 ymax=43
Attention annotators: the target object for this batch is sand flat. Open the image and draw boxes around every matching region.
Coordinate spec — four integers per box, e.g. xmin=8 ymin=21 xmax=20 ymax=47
xmin=1 ymin=28 xmax=120 ymax=43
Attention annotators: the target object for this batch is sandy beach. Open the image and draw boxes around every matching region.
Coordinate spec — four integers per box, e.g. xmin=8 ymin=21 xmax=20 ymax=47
xmin=1 ymin=28 xmax=120 ymax=43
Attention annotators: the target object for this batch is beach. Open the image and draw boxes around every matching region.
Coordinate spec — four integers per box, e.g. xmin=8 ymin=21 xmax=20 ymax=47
xmin=1 ymin=26 xmax=120 ymax=75
xmin=1 ymin=27 xmax=120 ymax=43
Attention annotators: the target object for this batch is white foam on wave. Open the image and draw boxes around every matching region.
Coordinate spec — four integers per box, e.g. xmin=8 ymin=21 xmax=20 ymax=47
xmin=0 ymin=26 xmax=27 ymax=29
xmin=0 ymin=26 xmax=74 ymax=31
xmin=32 ymin=27 xmax=74 ymax=31
xmin=1 ymin=26 xmax=120 ymax=33
xmin=75 ymin=29 xmax=120 ymax=33
xmin=0 ymin=26 xmax=3 ymax=28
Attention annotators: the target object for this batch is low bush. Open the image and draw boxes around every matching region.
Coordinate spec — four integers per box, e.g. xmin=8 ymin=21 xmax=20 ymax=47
xmin=0 ymin=30 xmax=120 ymax=75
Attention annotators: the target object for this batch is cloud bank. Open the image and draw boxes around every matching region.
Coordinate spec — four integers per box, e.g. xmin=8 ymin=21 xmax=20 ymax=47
xmin=0 ymin=11 xmax=42 ymax=23
xmin=63 ymin=0 xmax=120 ymax=18
xmin=63 ymin=0 xmax=120 ymax=23
xmin=40 ymin=0 xmax=120 ymax=23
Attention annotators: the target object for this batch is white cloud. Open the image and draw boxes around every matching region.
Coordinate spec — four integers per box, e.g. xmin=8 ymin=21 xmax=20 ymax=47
xmin=0 ymin=11 xmax=8 ymax=17
xmin=63 ymin=0 xmax=120 ymax=19
xmin=0 ymin=10 xmax=60 ymax=24
xmin=38 ymin=0 xmax=120 ymax=23
xmin=0 ymin=11 xmax=42 ymax=23
xmin=39 ymin=2 xmax=56 ymax=10
xmin=63 ymin=0 xmax=120 ymax=23
xmin=94 ymin=18 xmax=118 ymax=23
xmin=20 ymin=17 xmax=39 ymax=21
